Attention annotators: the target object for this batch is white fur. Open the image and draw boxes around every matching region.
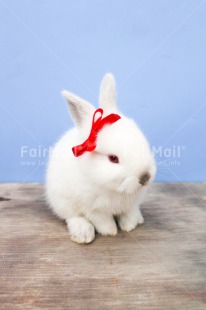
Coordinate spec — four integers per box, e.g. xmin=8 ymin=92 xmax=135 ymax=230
xmin=46 ymin=73 xmax=156 ymax=243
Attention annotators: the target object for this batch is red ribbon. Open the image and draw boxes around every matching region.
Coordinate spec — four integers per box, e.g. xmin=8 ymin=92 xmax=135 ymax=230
xmin=72 ymin=108 xmax=121 ymax=157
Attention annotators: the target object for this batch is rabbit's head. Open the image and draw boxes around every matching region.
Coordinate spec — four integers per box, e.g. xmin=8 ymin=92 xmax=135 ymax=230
xmin=62 ymin=73 xmax=156 ymax=195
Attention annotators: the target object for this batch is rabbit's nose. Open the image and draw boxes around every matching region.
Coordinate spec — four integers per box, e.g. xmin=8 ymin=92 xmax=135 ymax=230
xmin=139 ymin=173 xmax=150 ymax=186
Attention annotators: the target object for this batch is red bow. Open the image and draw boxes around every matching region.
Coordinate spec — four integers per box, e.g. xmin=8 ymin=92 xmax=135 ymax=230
xmin=72 ymin=108 xmax=121 ymax=157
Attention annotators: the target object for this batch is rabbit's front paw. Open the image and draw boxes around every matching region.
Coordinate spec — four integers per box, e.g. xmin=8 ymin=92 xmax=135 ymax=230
xmin=86 ymin=212 xmax=117 ymax=236
xmin=118 ymin=209 xmax=144 ymax=232
xmin=95 ymin=220 xmax=118 ymax=236
xmin=67 ymin=217 xmax=95 ymax=244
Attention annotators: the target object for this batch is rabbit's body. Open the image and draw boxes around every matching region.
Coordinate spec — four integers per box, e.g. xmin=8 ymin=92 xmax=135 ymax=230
xmin=46 ymin=74 xmax=156 ymax=243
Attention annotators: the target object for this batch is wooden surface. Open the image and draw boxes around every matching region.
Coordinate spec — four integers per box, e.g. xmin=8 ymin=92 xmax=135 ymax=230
xmin=0 ymin=183 xmax=206 ymax=310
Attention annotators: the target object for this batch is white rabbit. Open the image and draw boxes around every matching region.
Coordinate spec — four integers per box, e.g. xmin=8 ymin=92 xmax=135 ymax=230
xmin=46 ymin=73 xmax=156 ymax=244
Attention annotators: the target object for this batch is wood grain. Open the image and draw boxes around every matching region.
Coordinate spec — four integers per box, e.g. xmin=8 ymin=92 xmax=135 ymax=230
xmin=0 ymin=183 xmax=206 ymax=310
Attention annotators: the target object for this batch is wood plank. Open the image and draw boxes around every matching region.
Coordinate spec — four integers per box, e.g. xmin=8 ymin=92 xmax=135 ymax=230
xmin=0 ymin=183 xmax=206 ymax=309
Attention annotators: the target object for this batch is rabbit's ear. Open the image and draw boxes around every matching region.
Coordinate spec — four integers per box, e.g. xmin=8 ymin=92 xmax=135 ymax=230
xmin=62 ymin=90 xmax=95 ymax=127
xmin=99 ymin=73 xmax=117 ymax=113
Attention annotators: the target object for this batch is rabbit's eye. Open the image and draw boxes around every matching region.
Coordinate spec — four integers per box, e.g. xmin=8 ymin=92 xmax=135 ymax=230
xmin=108 ymin=155 xmax=119 ymax=164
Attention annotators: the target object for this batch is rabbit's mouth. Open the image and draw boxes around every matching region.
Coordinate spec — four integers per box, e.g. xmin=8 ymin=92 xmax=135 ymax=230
xmin=117 ymin=176 xmax=143 ymax=194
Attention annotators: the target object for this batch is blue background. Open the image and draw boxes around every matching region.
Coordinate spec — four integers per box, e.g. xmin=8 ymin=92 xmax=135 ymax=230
xmin=0 ymin=0 xmax=206 ymax=182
